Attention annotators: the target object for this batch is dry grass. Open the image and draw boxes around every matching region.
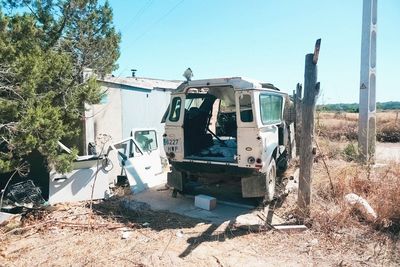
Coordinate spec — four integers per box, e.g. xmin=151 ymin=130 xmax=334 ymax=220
xmin=309 ymin=141 xmax=400 ymax=234
xmin=311 ymin=112 xmax=400 ymax=233
xmin=316 ymin=112 xmax=358 ymax=140
xmin=316 ymin=111 xmax=400 ymax=142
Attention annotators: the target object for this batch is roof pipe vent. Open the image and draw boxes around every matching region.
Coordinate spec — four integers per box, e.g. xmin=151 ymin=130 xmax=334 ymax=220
xmin=131 ymin=69 xmax=137 ymax=77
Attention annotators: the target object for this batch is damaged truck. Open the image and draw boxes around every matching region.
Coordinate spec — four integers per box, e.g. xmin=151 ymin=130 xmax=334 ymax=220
xmin=162 ymin=77 xmax=295 ymax=201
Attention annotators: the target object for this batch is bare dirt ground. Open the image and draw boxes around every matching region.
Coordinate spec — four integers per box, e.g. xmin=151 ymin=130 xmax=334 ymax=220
xmin=1 ymin=182 xmax=399 ymax=267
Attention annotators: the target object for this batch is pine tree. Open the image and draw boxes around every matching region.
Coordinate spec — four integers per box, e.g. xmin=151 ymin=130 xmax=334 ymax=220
xmin=0 ymin=0 xmax=120 ymax=173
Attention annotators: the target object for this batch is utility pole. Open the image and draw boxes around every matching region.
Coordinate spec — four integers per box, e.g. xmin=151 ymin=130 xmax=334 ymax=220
xmin=298 ymin=39 xmax=321 ymax=216
xmin=358 ymin=0 xmax=377 ymax=163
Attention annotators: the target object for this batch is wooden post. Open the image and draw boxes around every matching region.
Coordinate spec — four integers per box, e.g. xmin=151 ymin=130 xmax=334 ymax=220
xmin=298 ymin=39 xmax=321 ymax=216
xmin=294 ymin=83 xmax=302 ymax=156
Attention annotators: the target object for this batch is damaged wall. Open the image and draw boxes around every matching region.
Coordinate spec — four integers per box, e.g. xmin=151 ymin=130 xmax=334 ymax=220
xmin=84 ymin=77 xmax=181 ymax=184
xmin=121 ymin=87 xmax=171 ymax=156
xmin=89 ymin=86 xmax=123 ymax=183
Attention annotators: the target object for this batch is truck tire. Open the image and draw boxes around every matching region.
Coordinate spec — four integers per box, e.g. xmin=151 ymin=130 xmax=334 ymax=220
xmin=265 ymin=158 xmax=277 ymax=202
xmin=276 ymin=151 xmax=288 ymax=176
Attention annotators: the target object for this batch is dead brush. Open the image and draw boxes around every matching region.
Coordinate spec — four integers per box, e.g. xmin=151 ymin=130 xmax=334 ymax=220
xmin=318 ymin=111 xmax=400 ymax=143
xmin=310 ymin=161 xmax=400 ymax=234
xmin=317 ymin=121 xmax=358 ymax=141
xmin=377 ymin=122 xmax=400 ymax=142
xmin=314 ymin=137 xmax=343 ymax=160
xmin=367 ymin=164 xmax=400 ymax=232
xmin=309 ymin=197 xmax=359 ymax=233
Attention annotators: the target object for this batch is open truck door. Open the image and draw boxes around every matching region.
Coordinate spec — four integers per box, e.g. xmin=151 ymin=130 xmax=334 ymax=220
xmin=110 ymin=129 xmax=166 ymax=194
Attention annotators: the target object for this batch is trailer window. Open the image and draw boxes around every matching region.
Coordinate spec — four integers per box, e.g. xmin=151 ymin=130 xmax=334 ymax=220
xmin=169 ymin=97 xmax=181 ymax=122
xmin=259 ymin=94 xmax=283 ymax=125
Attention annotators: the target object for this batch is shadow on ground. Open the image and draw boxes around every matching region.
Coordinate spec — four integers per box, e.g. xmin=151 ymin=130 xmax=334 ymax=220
xmin=92 ymin=196 xmax=205 ymax=231
xmin=92 ymin=191 xmax=285 ymax=258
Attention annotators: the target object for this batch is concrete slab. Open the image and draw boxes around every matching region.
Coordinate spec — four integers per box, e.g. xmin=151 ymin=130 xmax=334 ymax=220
xmin=375 ymin=142 xmax=400 ymax=163
xmin=127 ymin=185 xmax=284 ymax=227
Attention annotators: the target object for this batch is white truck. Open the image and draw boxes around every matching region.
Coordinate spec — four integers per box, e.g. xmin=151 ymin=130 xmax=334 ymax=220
xmin=162 ymin=77 xmax=295 ymax=201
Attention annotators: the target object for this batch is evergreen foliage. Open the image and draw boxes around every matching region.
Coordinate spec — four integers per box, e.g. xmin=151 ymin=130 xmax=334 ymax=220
xmin=0 ymin=0 xmax=120 ymax=173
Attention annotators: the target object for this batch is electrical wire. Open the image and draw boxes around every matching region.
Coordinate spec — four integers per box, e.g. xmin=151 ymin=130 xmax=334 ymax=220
xmin=116 ymin=0 xmax=186 ymax=76
xmin=119 ymin=0 xmax=155 ymax=32
xmin=130 ymin=0 xmax=185 ymax=44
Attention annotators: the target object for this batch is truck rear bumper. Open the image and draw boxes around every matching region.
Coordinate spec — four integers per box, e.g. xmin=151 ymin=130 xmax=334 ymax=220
xmin=168 ymin=161 xmax=265 ymax=198
xmin=170 ymin=161 xmax=256 ymax=178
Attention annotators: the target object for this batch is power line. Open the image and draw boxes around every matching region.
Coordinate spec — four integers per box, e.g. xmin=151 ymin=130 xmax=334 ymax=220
xmin=130 ymin=0 xmax=185 ymax=45
xmin=115 ymin=0 xmax=185 ymax=77
xmin=119 ymin=0 xmax=155 ymax=32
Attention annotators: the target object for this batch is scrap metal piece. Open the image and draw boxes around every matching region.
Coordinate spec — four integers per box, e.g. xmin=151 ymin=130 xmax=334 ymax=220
xmin=6 ymin=180 xmax=46 ymax=208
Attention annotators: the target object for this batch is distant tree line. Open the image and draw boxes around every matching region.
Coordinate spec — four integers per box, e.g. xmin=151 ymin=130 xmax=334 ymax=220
xmin=317 ymin=101 xmax=400 ymax=113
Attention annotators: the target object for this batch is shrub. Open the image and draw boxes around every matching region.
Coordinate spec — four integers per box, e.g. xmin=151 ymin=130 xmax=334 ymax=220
xmin=342 ymin=143 xmax=358 ymax=162
xmin=377 ymin=123 xmax=400 ymax=143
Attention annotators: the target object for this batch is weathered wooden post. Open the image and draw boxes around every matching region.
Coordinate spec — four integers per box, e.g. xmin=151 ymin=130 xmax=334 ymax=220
xmin=294 ymin=83 xmax=302 ymax=156
xmin=298 ymin=39 xmax=321 ymax=216
xmin=358 ymin=0 xmax=377 ymax=163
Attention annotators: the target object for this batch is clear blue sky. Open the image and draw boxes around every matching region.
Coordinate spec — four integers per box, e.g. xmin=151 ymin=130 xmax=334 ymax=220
xmin=108 ymin=0 xmax=399 ymax=104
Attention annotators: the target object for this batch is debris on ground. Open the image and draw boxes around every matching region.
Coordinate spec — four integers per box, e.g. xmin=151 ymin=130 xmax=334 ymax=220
xmin=194 ymin=194 xmax=217 ymax=210
xmin=0 ymin=212 xmax=21 ymax=228
xmin=121 ymin=230 xmax=132 ymax=239
xmin=0 ymin=194 xmax=398 ymax=266
xmin=1 ymin=180 xmax=47 ymax=211
xmin=344 ymin=193 xmax=378 ymax=221
xmin=120 ymin=199 xmax=151 ymax=212
xmin=274 ymin=224 xmax=308 ymax=233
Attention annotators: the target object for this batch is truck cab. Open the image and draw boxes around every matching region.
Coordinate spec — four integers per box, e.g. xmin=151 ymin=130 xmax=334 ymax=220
xmin=163 ymin=77 xmax=295 ymax=201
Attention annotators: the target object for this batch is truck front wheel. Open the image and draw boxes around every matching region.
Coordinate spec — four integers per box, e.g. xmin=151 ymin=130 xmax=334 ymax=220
xmin=265 ymin=158 xmax=277 ymax=202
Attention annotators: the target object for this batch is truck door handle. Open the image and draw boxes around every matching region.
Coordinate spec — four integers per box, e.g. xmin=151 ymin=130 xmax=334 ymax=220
xmin=145 ymin=166 xmax=151 ymax=170
xmin=54 ymin=177 xmax=67 ymax=181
